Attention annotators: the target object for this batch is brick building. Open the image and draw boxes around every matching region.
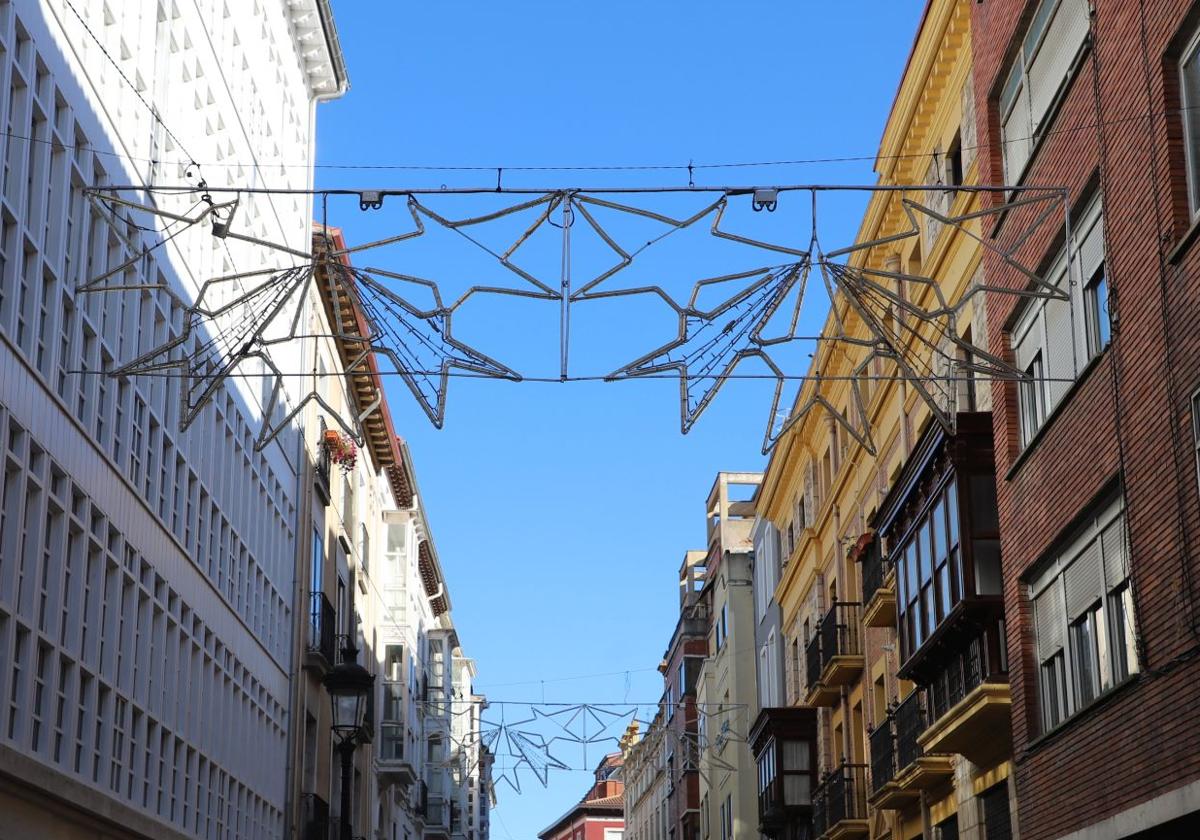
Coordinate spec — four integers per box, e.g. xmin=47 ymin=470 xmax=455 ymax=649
xmin=970 ymin=0 xmax=1200 ymax=837
xmin=538 ymin=753 xmax=625 ymax=840
xmin=662 ymin=551 xmax=709 ymax=840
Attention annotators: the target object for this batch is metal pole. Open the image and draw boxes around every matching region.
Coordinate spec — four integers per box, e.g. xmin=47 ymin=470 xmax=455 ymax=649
xmin=560 ymin=196 xmax=573 ymax=381
xmin=339 ymin=739 xmax=355 ymax=840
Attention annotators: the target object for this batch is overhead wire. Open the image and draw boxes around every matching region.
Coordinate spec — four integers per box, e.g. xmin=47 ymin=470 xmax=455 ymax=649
xmin=7 ymin=101 xmax=1200 ymax=181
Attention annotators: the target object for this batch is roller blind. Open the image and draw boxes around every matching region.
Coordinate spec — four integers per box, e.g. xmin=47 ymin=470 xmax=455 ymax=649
xmin=1076 ymin=198 xmax=1106 ymax=279
xmin=1012 ymin=304 xmax=1043 ymax=375
xmin=1064 ymin=537 xmax=1103 ymax=619
xmin=1002 ymin=83 xmax=1033 ymax=182
xmin=1034 ymin=577 xmax=1065 ymax=661
xmin=1028 ymin=0 xmax=1090 ymax=134
xmin=1043 ymin=290 xmax=1075 ymax=407
xmin=1100 ymin=513 xmax=1128 ymax=589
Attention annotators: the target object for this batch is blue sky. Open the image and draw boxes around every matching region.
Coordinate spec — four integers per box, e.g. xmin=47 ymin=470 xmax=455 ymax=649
xmin=315 ymin=2 xmax=924 ymax=836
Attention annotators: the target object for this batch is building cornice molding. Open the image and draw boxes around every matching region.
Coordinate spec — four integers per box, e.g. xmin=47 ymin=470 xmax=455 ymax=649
xmin=286 ymin=0 xmax=349 ymax=97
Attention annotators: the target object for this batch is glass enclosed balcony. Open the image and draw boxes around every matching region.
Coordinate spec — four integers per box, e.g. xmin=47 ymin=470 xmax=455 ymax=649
xmin=751 ymin=707 xmax=818 ymax=840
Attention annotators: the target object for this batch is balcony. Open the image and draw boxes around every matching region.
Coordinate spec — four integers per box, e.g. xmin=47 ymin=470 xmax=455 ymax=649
xmin=859 ymin=537 xmax=896 ymax=629
xmin=378 ymin=681 xmax=417 ymax=787
xmin=869 ymin=691 xmax=953 ymax=810
xmin=804 ymin=601 xmax=864 ymax=706
xmin=314 ymin=441 xmax=332 ymax=506
xmin=750 ymin=707 xmax=818 ymax=840
xmin=918 ymin=631 xmax=1011 ymax=766
xmin=424 ymin=782 xmax=450 ymax=839
xmin=301 ymin=792 xmax=330 ymax=840
xmin=813 ymin=763 xmax=869 ymax=840
xmin=304 ymin=592 xmax=336 ymax=673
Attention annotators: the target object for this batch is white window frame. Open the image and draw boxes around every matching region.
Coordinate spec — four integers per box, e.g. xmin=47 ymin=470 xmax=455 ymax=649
xmin=1011 ymin=193 xmax=1105 ymax=446
xmin=1082 ymin=263 xmax=1111 ymax=358
xmin=1178 ymin=25 xmax=1200 ymax=217
xmin=1029 ymin=493 xmax=1138 ymax=733
xmin=999 ymin=0 xmax=1091 ymax=183
xmin=1193 ymin=387 xmax=1200 ymax=496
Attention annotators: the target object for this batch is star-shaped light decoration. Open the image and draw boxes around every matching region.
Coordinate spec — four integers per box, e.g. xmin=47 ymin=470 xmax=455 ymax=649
xmin=475 ymin=704 xmax=571 ymax=794
xmin=605 ymin=261 xmax=809 ymax=431
xmin=80 ymin=188 xmax=543 ymax=446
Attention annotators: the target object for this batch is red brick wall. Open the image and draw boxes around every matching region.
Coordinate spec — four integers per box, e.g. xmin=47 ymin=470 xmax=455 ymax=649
xmin=971 ymin=1 xmax=1200 ymax=838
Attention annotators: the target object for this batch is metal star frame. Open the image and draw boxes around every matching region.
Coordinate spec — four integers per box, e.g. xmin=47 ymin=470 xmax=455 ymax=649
xmin=80 ymin=182 xmax=1071 ymax=455
xmin=431 ymin=700 xmax=752 ymax=795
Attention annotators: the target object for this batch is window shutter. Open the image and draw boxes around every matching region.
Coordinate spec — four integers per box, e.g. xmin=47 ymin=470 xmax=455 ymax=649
xmin=961 ymin=70 xmax=977 ymax=170
xmin=1034 ymin=578 xmax=1065 ymax=661
xmin=1101 ymin=513 xmax=1128 ymax=589
xmin=803 ymin=462 xmax=815 ymax=527
xmin=1044 ymin=290 xmax=1075 ymax=406
xmin=1002 ymin=84 xmax=1032 ymax=182
xmin=1064 ymin=538 xmax=1103 ymax=619
xmin=1028 ymin=0 xmax=1089 ymax=134
xmin=1075 ymin=199 xmax=1105 ymax=279
xmin=1012 ymin=307 xmax=1043 ymax=374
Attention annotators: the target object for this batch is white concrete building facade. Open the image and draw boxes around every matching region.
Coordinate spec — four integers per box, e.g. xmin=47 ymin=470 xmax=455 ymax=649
xmin=0 ymin=1 xmax=343 ymax=838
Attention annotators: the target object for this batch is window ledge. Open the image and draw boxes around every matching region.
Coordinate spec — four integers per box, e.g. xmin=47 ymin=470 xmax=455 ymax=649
xmin=1167 ymin=213 xmax=1200 ymax=265
xmin=1017 ymin=672 xmax=1141 ymax=760
xmin=1004 ymin=348 xmax=1107 ymax=481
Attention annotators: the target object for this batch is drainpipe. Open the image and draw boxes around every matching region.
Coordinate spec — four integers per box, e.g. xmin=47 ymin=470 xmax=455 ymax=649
xmin=284 ymin=48 xmax=349 ymax=840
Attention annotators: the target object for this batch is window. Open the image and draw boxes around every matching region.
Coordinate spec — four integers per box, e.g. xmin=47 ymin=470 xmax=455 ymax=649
xmin=1191 ymin=388 xmax=1200 ymax=497
xmin=1020 ymin=353 xmax=1046 ymax=443
xmin=780 ymin=739 xmax=811 ymax=805
xmin=1179 ymin=27 xmax=1200 ymax=216
xmin=895 ymin=479 xmax=962 ymax=660
xmin=999 ymin=0 xmax=1090 ymax=182
xmin=1083 ymin=265 xmax=1110 ymax=356
xmin=714 ymin=603 xmax=728 ymax=652
xmin=1030 ymin=493 xmax=1138 ymax=732
xmin=310 ymin=528 xmax=323 ymax=595
xmin=1012 ymin=193 xmax=1105 ymax=445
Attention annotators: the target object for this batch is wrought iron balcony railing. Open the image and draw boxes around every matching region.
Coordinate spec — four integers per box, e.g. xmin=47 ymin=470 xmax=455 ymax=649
xmin=813 ymin=762 xmax=868 ymax=837
xmin=861 ymin=539 xmax=888 ymax=607
xmin=819 ymin=601 xmax=863 ymax=665
xmin=927 ymin=632 xmax=1003 ymax=724
xmin=869 ymin=719 xmax=896 ymax=795
xmin=301 ymin=792 xmax=330 ymax=840
xmin=893 ymin=689 xmax=927 ymax=771
xmin=805 ymin=632 xmax=822 ymax=694
xmin=306 ymin=591 xmax=336 ymax=665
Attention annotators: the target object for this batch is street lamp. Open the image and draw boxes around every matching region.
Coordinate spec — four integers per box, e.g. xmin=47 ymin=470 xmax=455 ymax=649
xmin=323 ymin=639 xmax=374 ymax=840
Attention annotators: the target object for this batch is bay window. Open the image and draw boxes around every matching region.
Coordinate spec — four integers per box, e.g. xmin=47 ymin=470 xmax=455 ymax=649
xmin=1030 ymin=492 xmax=1138 ymax=733
xmin=999 ymin=0 xmax=1090 ymax=182
xmin=1011 ymin=192 xmax=1105 ymax=446
xmin=895 ymin=479 xmax=964 ymax=661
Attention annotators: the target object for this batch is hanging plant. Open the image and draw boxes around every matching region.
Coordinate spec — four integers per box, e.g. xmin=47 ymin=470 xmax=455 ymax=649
xmin=323 ymin=429 xmax=358 ymax=475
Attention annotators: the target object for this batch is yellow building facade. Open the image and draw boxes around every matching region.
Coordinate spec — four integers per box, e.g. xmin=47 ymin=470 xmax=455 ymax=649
xmin=757 ymin=2 xmax=1015 ymax=840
